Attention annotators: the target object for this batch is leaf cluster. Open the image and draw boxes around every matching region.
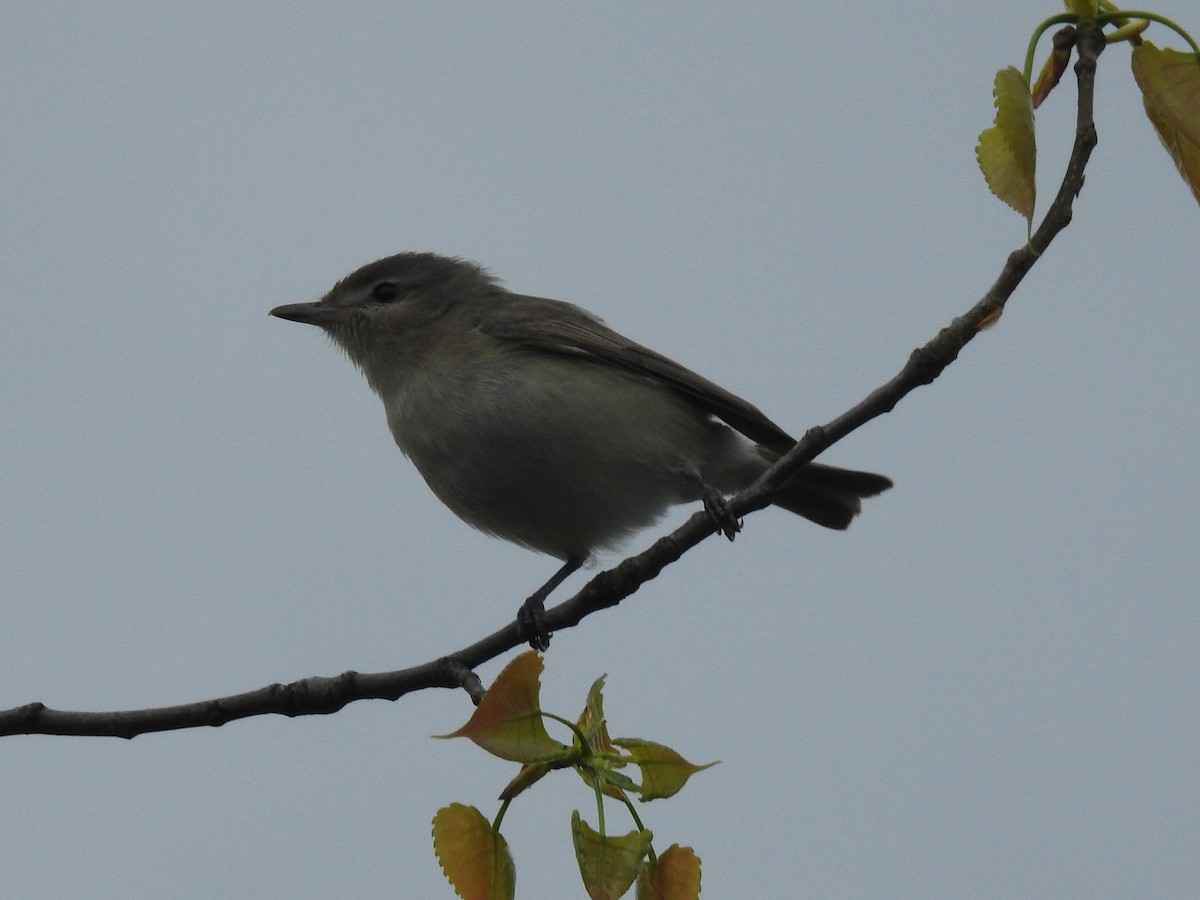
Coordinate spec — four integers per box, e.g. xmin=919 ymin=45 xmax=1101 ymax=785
xmin=432 ymin=652 xmax=713 ymax=899
xmin=978 ymin=1 xmax=1200 ymax=225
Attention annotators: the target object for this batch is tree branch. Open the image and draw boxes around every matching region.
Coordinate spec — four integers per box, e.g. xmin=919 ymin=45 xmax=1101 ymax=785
xmin=0 ymin=26 xmax=1105 ymax=740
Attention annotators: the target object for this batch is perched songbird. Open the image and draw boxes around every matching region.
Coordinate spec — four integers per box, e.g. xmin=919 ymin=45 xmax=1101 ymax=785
xmin=271 ymin=253 xmax=891 ymax=647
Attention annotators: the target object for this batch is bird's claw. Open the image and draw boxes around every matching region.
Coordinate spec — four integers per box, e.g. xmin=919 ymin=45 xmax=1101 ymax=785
xmin=517 ymin=594 xmax=552 ymax=650
xmin=702 ymin=486 xmax=742 ymax=541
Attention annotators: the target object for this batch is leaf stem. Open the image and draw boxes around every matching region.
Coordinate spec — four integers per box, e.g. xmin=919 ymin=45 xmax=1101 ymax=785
xmin=541 ymin=710 xmax=590 ymax=753
xmin=1025 ymin=13 xmax=1080 ymax=82
xmin=493 ymin=797 xmax=512 ymax=832
xmin=593 ymin=779 xmax=605 ymax=835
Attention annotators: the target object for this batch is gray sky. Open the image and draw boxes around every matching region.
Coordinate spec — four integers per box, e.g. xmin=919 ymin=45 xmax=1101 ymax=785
xmin=3 ymin=4 xmax=1197 ymax=898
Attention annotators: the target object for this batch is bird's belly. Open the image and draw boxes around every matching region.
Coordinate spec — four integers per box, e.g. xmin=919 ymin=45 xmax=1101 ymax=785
xmin=383 ymin=358 xmax=709 ymax=560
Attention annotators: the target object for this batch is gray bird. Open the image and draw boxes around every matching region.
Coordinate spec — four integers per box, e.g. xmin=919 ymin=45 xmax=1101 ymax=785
xmin=271 ymin=253 xmax=891 ymax=647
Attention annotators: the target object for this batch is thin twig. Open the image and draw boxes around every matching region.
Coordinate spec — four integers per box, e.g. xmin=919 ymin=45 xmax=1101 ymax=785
xmin=0 ymin=26 xmax=1105 ymax=739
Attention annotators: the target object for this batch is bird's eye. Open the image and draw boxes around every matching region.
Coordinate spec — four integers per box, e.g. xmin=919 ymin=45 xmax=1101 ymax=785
xmin=371 ymin=281 xmax=401 ymax=303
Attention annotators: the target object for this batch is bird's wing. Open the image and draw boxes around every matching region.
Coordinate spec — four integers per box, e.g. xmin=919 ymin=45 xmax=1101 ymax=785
xmin=479 ymin=294 xmax=796 ymax=453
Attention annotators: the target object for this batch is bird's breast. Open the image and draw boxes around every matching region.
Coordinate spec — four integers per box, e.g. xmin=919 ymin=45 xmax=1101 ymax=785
xmin=376 ymin=352 xmax=712 ymax=560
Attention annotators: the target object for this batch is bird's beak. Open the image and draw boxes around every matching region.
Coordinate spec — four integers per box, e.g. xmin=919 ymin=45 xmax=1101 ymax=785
xmin=269 ymin=301 xmax=343 ymax=327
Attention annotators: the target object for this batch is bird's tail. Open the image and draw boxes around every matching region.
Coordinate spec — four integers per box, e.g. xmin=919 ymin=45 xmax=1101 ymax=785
xmin=772 ymin=462 xmax=893 ymax=530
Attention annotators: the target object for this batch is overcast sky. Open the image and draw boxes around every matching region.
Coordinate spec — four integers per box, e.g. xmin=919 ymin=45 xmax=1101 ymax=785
xmin=3 ymin=4 xmax=1197 ymax=898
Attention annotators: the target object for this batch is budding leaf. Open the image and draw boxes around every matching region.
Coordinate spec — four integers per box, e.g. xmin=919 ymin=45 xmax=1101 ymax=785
xmin=1031 ymin=27 xmax=1075 ymax=108
xmin=574 ymin=675 xmax=630 ymax=801
xmin=498 ymin=760 xmax=552 ymax=802
xmin=577 ymin=675 xmax=614 ymax=751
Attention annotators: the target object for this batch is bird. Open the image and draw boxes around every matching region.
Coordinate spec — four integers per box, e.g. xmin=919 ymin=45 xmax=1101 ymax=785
xmin=270 ymin=252 xmax=891 ymax=648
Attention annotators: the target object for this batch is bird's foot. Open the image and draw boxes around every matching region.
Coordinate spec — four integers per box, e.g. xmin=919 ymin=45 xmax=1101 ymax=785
xmin=517 ymin=593 xmax=551 ymax=651
xmin=702 ymin=486 xmax=742 ymax=541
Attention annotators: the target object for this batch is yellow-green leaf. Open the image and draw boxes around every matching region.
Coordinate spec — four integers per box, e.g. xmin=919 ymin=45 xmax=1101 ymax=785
xmin=435 ymin=651 xmax=566 ymax=763
xmin=1131 ymin=43 xmax=1200 ymax=206
xmin=432 ymin=804 xmax=515 ymax=900
xmin=636 ymin=845 xmax=702 ymax=900
xmin=571 ymin=811 xmax=652 ymax=900
xmin=613 ymin=739 xmax=717 ymax=801
xmin=977 ymin=66 xmax=1037 ymax=221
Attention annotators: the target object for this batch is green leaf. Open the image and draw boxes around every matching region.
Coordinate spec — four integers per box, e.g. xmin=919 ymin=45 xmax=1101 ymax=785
xmin=572 ymin=811 xmax=653 ymax=900
xmin=976 ymin=66 xmax=1037 ymax=221
xmin=1131 ymin=42 xmax=1200 ymax=206
xmin=636 ymin=845 xmax=702 ymax=900
xmin=613 ymin=739 xmax=718 ymax=801
xmin=432 ymin=804 xmax=515 ymax=900
xmin=435 ymin=651 xmax=566 ymax=763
